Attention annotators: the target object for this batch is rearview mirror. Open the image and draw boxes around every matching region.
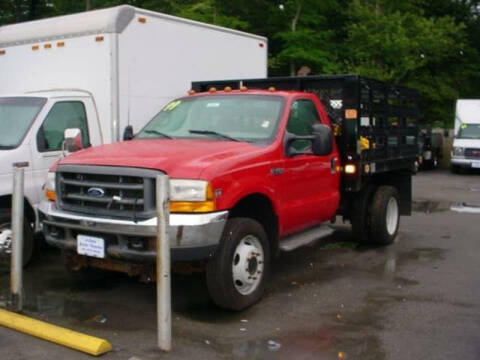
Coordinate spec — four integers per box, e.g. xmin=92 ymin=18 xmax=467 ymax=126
xmin=285 ymin=124 xmax=333 ymax=157
xmin=123 ymin=125 xmax=134 ymax=141
xmin=312 ymin=124 xmax=333 ymax=156
xmin=63 ymin=128 xmax=83 ymax=153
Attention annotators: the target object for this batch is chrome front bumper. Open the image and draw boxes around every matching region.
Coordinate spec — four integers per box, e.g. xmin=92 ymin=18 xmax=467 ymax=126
xmin=451 ymin=157 xmax=480 ymax=168
xmin=38 ymin=201 xmax=228 ymax=262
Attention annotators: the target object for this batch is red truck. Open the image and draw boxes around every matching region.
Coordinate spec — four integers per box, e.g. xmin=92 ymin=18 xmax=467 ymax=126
xmin=39 ymin=76 xmax=419 ymax=310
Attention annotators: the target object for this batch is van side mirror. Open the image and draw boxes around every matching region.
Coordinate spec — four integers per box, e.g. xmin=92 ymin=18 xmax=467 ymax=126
xmin=63 ymin=128 xmax=83 ymax=153
xmin=123 ymin=125 xmax=134 ymax=141
xmin=312 ymin=124 xmax=333 ymax=156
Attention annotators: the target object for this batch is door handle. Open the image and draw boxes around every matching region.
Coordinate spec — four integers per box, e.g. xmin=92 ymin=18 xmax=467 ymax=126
xmin=330 ymin=157 xmax=338 ymax=174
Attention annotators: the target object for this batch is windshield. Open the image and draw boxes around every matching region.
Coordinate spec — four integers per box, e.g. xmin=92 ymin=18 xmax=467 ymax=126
xmin=136 ymin=95 xmax=284 ymax=143
xmin=0 ymin=97 xmax=47 ymax=149
xmin=457 ymin=123 xmax=480 ymax=139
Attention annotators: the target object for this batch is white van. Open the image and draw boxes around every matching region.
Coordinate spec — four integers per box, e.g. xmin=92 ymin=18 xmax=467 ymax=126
xmin=450 ymin=100 xmax=480 ymax=173
xmin=0 ymin=5 xmax=267 ymax=263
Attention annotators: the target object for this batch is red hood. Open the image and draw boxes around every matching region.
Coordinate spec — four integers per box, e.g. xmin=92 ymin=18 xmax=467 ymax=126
xmin=59 ymin=139 xmax=267 ymax=179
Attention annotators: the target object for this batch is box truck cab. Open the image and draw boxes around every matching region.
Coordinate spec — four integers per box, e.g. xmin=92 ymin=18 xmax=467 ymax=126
xmin=0 ymin=91 xmax=102 ymax=263
xmin=451 ymin=100 xmax=480 ymax=173
xmin=0 ymin=5 xmax=267 ymax=263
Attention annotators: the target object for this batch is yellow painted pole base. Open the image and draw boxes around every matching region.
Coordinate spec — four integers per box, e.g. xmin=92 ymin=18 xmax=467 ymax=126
xmin=0 ymin=308 xmax=112 ymax=356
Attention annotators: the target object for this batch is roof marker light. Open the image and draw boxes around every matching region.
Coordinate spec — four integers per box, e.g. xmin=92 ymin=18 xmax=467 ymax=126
xmin=345 ymin=109 xmax=358 ymax=119
xmin=57 ymin=41 xmax=65 ymax=47
xmin=188 ymin=89 xmax=196 ymax=95
xmin=32 ymin=45 xmax=39 ymax=51
xmin=0 ymin=50 xmax=5 ymax=55
xmin=224 ymin=86 xmax=232 ymax=92
xmin=240 ymin=86 xmax=248 ymax=92
xmin=95 ymin=36 xmax=104 ymax=42
xmin=138 ymin=17 xmax=147 ymax=23
xmin=268 ymin=86 xmax=276 ymax=92
xmin=209 ymin=87 xmax=217 ymax=93
xmin=44 ymin=43 xmax=52 ymax=49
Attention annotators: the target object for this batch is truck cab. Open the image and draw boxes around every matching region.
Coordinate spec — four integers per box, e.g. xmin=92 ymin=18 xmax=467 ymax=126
xmin=0 ymin=90 xmax=101 ymax=263
xmin=39 ymin=76 xmax=419 ymax=311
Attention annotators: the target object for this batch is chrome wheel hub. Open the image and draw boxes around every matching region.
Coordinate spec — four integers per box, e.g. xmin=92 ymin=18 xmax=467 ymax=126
xmin=232 ymin=235 xmax=264 ymax=295
xmin=0 ymin=226 xmax=12 ymax=255
xmin=386 ymin=197 xmax=399 ymax=235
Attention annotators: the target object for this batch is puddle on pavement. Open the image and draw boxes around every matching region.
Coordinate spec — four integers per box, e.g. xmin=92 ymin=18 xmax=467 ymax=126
xmin=413 ymin=200 xmax=480 ymax=214
xmin=412 ymin=200 xmax=452 ymax=213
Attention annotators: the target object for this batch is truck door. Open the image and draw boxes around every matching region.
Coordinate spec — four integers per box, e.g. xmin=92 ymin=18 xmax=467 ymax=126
xmin=31 ymin=98 xmax=94 ymax=203
xmin=280 ymin=97 xmax=340 ymax=234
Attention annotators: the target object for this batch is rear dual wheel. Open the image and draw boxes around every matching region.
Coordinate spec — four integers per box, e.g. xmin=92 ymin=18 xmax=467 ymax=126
xmin=351 ymin=186 xmax=400 ymax=246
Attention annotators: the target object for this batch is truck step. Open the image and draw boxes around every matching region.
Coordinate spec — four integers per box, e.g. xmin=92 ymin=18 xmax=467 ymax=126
xmin=279 ymin=225 xmax=334 ymax=252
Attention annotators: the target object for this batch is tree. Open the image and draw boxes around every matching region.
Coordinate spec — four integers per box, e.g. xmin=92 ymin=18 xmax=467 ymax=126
xmin=342 ymin=0 xmax=469 ymax=125
xmin=270 ymin=0 xmax=342 ymax=75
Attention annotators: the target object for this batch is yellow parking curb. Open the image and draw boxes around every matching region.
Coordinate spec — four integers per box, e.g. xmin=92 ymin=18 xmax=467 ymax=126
xmin=0 ymin=308 xmax=112 ymax=356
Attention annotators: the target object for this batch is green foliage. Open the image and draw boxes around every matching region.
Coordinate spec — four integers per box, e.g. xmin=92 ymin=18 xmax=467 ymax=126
xmin=1 ymin=0 xmax=479 ymax=126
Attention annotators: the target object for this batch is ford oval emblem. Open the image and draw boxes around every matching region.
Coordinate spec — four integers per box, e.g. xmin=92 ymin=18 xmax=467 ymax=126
xmin=87 ymin=187 xmax=105 ymax=198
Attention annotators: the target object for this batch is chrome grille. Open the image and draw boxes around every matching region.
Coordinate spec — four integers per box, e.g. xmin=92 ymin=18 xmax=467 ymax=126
xmin=56 ymin=165 xmax=160 ymax=220
xmin=465 ymin=148 xmax=480 ymax=159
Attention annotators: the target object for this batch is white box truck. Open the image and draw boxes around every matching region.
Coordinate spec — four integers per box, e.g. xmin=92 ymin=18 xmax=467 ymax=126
xmin=450 ymin=99 xmax=480 ymax=173
xmin=0 ymin=5 xmax=267 ymax=264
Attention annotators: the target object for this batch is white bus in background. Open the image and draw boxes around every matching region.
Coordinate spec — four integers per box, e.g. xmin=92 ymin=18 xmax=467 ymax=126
xmin=450 ymin=100 xmax=480 ymax=173
xmin=0 ymin=5 xmax=267 ymax=264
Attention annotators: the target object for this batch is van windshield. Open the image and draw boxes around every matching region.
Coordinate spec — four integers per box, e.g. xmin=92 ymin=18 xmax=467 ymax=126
xmin=457 ymin=124 xmax=480 ymax=140
xmin=0 ymin=97 xmax=47 ymax=149
xmin=136 ymin=95 xmax=284 ymax=143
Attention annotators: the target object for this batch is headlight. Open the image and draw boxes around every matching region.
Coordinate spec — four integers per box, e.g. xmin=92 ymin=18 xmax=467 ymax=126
xmin=453 ymin=147 xmax=465 ymax=157
xmin=44 ymin=172 xmax=56 ymax=201
xmin=169 ymin=179 xmax=215 ymax=213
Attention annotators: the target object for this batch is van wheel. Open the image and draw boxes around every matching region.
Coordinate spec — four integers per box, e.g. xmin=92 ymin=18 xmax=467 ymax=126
xmin=0 ymin=210 xmax=34 ymax=267
xmin=369 ymin=186 xmax=400 ymax=245
xmin=206 ymin=218 xmax=270 ymax=311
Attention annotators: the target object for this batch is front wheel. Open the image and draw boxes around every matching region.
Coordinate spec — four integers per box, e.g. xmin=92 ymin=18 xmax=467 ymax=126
xmin=0 ymin=209 xmax=34 ymax=267
xmin=206 ymin=218 xmax=270 ymax=311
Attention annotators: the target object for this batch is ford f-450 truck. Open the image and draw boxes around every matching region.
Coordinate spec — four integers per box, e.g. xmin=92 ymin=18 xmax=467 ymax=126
xmin=39 ymin=76 xmax=419 ymax=310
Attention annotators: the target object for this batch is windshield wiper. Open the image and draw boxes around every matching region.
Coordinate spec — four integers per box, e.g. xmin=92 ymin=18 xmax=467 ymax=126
xmin=143 ymin=129 xmax=173 ymax=139
xmin=188 ymin=129 xmax=240 ymax=142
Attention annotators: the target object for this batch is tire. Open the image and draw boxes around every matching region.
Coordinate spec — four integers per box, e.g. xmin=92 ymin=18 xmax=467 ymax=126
xmin=206 ymin=218 xmax=270 ymax=311
xmin=412 ymin=160 xmax=419 ymax=174
xmin=0 ymin=209 xmax=34 ymax=267
xmin=351 ymin=185 xmax=376 ymax=244
xmin=369 ymin=186 xmax=400 ymax=245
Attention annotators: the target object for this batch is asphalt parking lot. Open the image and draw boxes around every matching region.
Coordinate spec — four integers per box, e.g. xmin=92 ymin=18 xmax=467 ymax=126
xmin=1 ymin=170 xmax=479 ymax=360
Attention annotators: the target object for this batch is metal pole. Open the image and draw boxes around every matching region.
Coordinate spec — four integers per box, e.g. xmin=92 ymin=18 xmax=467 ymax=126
xmin=10 ymin=167 xmax=24 ymax=312
xmin=156 ymin=175 xmax=171 ymax=351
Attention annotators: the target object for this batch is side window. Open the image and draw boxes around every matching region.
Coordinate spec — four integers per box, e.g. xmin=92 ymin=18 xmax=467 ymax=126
xmin=37 ymin=101 xmax=90 ymax=152
xmin=286 ymin=99 xmax=321 ymax=151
